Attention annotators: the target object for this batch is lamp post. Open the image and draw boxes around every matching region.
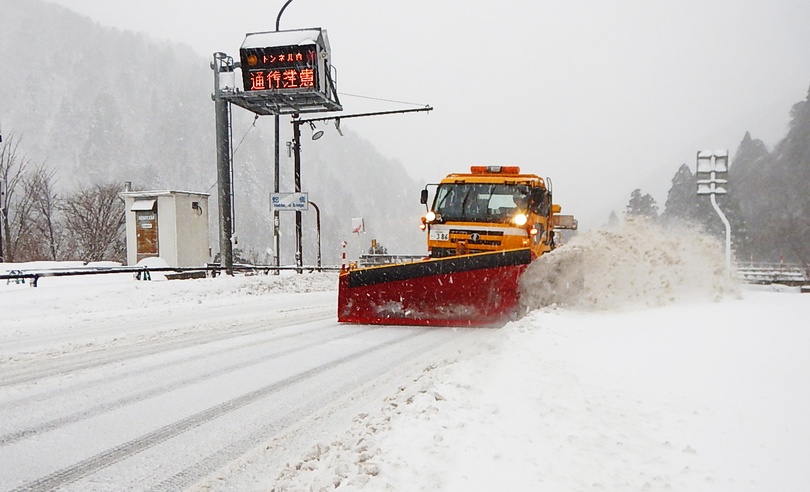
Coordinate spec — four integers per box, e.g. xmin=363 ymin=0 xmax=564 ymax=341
xmin=288 ymin=106 xmax=433 ymax=271
xmin=272 ymin=0 xmax=296 ymax=273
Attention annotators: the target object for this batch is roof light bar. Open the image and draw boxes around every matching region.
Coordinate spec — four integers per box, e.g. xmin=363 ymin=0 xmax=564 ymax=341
xmin=470 ymin=166 xmax=521 ymax=174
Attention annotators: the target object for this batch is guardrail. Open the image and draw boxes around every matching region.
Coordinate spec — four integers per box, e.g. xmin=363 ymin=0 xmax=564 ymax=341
xmin=736 ymin=263 xmax=808 ymax=286
xmin=4 ymin=260 xmax=807 ymax=288
xmin=1 ymin=264 xmax=342 ymax=287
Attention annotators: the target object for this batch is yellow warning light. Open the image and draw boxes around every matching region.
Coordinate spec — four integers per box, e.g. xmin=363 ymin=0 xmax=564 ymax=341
xmin=247 ymin=54 xmax=259 ymax=66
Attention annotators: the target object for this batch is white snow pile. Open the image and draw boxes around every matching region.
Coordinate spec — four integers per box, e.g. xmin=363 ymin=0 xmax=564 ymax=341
xmin=257 ymin=287 xmax=810 ymax=492
xmin=233 ymin=271 xmax=338 ymax=296
xmin=0 ymin=265 xmax=338 ymax=338
xmin=519 ymin=219 xmax=740 ymax=311
xmin=267 ymin=342 xmax=509 ymax=492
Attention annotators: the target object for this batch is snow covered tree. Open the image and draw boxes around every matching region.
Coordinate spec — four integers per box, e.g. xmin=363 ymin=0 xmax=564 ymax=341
xmin=24 ymin=164 xmax=64 ymax=261
xmin=662 ymin=164 xmax=698 ymax=223
xmin=625 ymin=189 xmax=658 ymax=219
xmin=0 ymin=132 xmax=33 ymax=262
xmin=607 ymin=210 xmax=620 ymax=227
xmin=767 ymin=85 xmax=810 ymax=270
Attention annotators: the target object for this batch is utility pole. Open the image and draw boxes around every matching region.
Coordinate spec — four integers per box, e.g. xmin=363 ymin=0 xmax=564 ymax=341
xmin=292 ymin=115 xmax=303 ymax=273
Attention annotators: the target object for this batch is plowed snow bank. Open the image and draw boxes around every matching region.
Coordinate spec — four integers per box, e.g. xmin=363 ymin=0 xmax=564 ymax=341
xmin=519 ymin=220 xmax=739 ymax=311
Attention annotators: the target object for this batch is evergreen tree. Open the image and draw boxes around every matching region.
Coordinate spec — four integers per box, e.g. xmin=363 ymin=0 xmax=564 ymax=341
xmin=607 ymin=210 xmax=620 ymax=227
xmin=766 ymin=85 xmax=810 ymax=270
xmin=662 ymin=164 xmax=698 ymax=223
xmin=625 ymin=189 xmax=658 ymax=219
xmin=730 ymin=132 xmax=773 ymax=224
xmin=780 ymin=85 xmax=810 ymax=179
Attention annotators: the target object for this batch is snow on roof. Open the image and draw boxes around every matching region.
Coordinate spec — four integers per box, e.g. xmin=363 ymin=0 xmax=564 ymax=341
xmin=240 ymin=28 xmax=322 ymax=49
xmin=120 ymin=190 xmax=209 ymax=198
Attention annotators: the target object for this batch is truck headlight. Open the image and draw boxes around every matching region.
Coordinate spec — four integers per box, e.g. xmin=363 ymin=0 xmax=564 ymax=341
xmin=513 ymin=213 xmax=528 ymax=226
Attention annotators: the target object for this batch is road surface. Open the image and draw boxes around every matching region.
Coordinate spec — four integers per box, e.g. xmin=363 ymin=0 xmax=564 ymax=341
xmin=0 ymin=288 xmax=480 ymax=491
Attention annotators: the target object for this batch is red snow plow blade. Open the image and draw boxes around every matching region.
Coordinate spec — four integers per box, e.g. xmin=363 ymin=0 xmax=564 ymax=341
xmin=338 ymin=248 xmax=533 ymax=327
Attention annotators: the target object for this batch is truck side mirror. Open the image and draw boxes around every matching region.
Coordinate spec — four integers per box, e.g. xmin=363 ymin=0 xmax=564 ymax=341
xmin=529 ymin=188 xmax=548 ymax=214
xmin=420 ymin=189 xmax=428 ymax=205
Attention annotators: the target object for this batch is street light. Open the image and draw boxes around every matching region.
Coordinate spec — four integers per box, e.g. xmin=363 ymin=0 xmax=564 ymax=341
xmin=309 ymin=122 xmax=324 ymax=140
xmin=272 ymin=0 xmax=296 ymax=273
xmin=288 ymin=106 xmax=433 ymax=272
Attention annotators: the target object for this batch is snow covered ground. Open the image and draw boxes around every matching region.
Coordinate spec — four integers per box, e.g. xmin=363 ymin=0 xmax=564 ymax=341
xmin=258 ymin=287 xmax=810 ymax=492
xmin=2 ymin=223 xmax=809 ymax=491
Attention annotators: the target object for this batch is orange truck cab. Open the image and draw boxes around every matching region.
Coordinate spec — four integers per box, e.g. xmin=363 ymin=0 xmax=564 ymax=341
xmin=420 ymin=166 xmax=571 ymax=259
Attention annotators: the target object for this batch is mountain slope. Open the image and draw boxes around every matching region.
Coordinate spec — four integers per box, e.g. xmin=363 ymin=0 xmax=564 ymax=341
xmin=0 ymin=0 xmax=425 ymax=263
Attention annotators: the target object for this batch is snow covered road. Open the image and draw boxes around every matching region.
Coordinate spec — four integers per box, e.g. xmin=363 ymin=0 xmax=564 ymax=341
xmin=3 ymin=242 xmax=810 ymax=491
xmin=0 ymin=272 xmax=480 ymax=491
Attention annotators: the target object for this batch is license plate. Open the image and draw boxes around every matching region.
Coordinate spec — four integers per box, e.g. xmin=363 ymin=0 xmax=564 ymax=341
xmin=429 ymin=230 xmax=449 ymax=242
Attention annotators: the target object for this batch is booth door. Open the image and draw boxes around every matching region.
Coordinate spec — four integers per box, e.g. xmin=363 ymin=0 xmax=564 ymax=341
xmin=136 ymin=210 xmax=158 ymax=261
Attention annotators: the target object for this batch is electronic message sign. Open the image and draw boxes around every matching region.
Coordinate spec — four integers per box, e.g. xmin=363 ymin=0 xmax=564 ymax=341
xmin=230 ymin=28 xmax=341 ymax=115
xmin=240 ymin=44 xmax=319 ymax=92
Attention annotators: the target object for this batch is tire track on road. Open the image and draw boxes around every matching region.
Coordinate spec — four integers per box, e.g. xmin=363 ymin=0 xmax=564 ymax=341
xmin=149 ymin=329 xmax=474 ymax=492
xmin=0 ymin=311 xmax=334 ymax=410
xmin=0 ymin=306 xmax=334 ymax=388
xmin=6 ymin=329 xmax=429 ymax=492
xmin=0 ymin=325 xmax=375 ymax=446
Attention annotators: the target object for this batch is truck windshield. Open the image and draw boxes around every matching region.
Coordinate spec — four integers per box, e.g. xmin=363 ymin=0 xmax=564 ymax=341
xmin=432 ymin=183 xmax=529 ymax=223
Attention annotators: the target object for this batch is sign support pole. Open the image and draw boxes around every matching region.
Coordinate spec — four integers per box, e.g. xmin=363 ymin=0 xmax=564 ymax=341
xmin=710 ymin=192 xmax=732 ymax=274
xmin=310 ymin=201 xmax=321 ymax=270
xmin=213 ymin=53 xmax=234 ymax=274
xmin=697 ymin=150 xmax=732 ymax=277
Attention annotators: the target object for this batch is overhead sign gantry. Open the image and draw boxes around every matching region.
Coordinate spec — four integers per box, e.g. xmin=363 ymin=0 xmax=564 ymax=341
xmin=224 ymin=28 xmax=342 ymax=115
xmin=212 ymin=28 xmax=342 ymax=273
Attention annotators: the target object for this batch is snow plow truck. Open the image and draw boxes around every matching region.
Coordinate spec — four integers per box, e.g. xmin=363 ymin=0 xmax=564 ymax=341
xmin=337 ymin=166 xmax=577 ymax=326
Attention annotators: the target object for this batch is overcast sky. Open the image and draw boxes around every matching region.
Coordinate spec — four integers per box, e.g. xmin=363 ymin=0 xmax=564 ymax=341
xmin=47 ymin=0 xmax=810 ymax=228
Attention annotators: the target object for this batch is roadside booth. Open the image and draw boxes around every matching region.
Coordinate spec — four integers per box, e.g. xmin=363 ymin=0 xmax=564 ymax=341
xmin=120 ymin=190 xmax=210 ymax=267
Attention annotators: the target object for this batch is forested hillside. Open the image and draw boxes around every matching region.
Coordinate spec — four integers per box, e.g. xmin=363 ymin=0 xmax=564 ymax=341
xmin=0 ymin=0 xmax=425 ymax=264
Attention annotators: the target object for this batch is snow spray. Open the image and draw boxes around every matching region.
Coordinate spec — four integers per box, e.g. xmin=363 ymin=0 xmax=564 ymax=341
xmin=519 ymin=219 xmax=740 ymax=312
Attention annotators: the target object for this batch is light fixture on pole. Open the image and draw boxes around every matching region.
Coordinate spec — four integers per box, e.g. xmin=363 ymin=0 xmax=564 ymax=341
xmin=274 ymin=0 xmax=296 ymax=275
xmin=290 ymin=106 xmax=433 ymax=272
xmin=309 ymin=122 xmax=324 ymax=140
